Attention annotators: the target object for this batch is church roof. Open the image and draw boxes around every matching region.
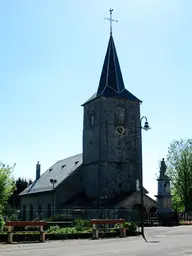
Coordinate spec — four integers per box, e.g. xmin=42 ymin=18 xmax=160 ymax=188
xmin=19 ymin=154 xmax=82 ymax=196
xmin=83 ymin=35 xmax=141 ymax=105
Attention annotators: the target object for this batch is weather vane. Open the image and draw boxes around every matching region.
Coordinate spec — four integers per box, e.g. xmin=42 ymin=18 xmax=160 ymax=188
xmin=104 ymin=8 xmax=118 ymax=35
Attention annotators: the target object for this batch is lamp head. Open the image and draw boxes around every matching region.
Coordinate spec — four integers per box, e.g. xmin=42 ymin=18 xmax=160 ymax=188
xmin=143 ymin=121 xmax=151 ymax=131
xmin=50 ymin=178 xmax=57 ymax=184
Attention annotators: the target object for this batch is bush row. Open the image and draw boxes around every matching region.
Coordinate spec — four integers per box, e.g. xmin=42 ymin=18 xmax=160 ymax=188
xmin=1 ymin=218 xmax=138 ymax=233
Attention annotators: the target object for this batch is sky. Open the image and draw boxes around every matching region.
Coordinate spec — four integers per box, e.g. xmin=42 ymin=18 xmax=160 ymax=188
xmin=0 ymin=0 xmax=192 ymax=198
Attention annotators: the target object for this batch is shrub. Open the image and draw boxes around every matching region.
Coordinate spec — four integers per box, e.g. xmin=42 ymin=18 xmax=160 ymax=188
xmin=8 ymin=213 xmax=20 ymax=221
xmin=0 ymin=215 xmax=5 ymax=232
xmin=114 ymin=222 xmax=137 ymax=233
xmin=47 ymin=226 xmax=78 ymax=234
xmin=47 ymin=225 xmax=60 ymax=233
xmin=82 ymin=227 xmax=92 ymax=233
xmin=73 ymin=219 xmax=91 ymax=231
xmin=46 ymin=223 xmax=93 ymax=234
xmin=124 ymin=222 xmax=137 ymax=233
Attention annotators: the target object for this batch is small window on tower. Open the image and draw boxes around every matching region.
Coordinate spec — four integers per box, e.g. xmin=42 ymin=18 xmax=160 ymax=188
xmin=91 ymin=110 xmax=95 ymax=126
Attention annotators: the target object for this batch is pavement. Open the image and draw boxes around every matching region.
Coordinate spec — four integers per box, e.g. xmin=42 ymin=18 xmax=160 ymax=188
xmin=0 ymin=226 xmax=192 ymax=256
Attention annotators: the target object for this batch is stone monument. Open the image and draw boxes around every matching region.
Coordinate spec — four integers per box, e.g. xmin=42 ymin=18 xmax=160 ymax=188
xmin=155 ymin=158 xmax=172 ymax=213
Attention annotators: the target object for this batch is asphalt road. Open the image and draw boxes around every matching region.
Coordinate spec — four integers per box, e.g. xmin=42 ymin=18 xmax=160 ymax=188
xmin=0 ymin=226 xmax=192 ymax=256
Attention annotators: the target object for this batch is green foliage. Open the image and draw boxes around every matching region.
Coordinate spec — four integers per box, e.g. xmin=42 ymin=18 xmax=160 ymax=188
xmin=0 ymin=215 xmax=5 ymax=231
xmin=0 ymin=162 xmax=16 ymax=213
xmin=46 ymin=225 xmax=89 ymax=234
xmin=73 ymin=218 xmax=91 ymax=231
xmin=166 ymin=139 xmax=192 ymax=211
xmin=114 ymin=222 xmax=137 ymax=232
xmin=8 ymin=213 xmax=20 ymax=221
xmin=47 ymin=220 xmax=91 ymax=234
xmin=8 ymin=177 xmax=32 ymax=209
xmin=171 ymin=188 xmax=185 ymax=212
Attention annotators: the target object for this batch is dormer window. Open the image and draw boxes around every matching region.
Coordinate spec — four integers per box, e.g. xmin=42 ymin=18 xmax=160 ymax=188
xmin=61 ymin=165 xmax=66 ymax=169
xmin=75 ymin=161 xmax=79 ymax=165
xmin=91 ymin=110 xmax=95 ymax=126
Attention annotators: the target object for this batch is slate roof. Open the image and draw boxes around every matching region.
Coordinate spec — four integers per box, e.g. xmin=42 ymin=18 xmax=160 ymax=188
xmin=83 ymin=35 xmax=141 ymax=106
xmin=19 ymin=153 xmax=82 ymax=196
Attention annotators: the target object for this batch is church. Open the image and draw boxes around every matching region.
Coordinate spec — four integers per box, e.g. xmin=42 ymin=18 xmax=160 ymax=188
xmin=20 ymin=12 xmax=158 ymax=220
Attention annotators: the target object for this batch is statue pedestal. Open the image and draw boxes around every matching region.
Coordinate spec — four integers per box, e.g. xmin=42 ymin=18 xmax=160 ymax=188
xmin=155 ymin=158 xmax=173 ymax=213
xmin=155 ymin=195 xmax=173 ymax=213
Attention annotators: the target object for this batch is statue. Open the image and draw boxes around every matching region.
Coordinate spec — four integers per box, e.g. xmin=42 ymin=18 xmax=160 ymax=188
xmin=160 ymin=158 xmax=167 ymax=176
xmin=136 ymin=179 xmax=140 ymax=191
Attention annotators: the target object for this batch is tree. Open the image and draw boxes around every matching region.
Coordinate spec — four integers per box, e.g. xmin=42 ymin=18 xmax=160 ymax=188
xmin=166 ymin=139 xmax=192 ymax=211
xmin=0 ymin=162 xmax=15 ymax=213
xmin=8 ymin=177 xmax=33 ymax=209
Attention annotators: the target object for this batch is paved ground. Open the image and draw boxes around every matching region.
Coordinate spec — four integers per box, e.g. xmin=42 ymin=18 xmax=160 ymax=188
xmin=0 ymin=226 xmax=192 ymax=256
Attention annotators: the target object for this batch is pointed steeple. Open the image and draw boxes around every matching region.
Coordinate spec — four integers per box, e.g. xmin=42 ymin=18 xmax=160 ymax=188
xmin=97 ymin=35 xmax=125 ymax=96
xmin=82 ymin=10 xmax=141 ymax=106
xmin=95 ymin=35 xmax=141 ymax=102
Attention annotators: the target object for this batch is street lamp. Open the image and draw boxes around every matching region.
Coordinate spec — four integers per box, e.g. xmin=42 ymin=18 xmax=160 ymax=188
xmin=50 ymin=179 xmax=57 ymax=219
xmin=140 ymin=116 xmax=151 ymax=241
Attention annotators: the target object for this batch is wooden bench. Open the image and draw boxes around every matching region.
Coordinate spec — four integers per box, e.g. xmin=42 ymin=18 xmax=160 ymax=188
xmin=5 ymin=221 xmax=47 ymax=243
xmin=90 ymin=219 xmax=126 ymax=239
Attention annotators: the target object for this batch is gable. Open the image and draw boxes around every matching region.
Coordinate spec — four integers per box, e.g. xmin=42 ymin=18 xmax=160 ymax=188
xmin=20 ymin=153 xmax=82 ymax=196
xmin=116 ymin=191 xmax=157 ymax=209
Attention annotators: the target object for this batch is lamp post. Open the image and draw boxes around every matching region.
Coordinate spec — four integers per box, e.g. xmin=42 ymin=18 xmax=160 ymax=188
xmin=139 ymin=116 xmax=151 ymax=241
xmin=50 ymin=178 xmax=57 ymax=219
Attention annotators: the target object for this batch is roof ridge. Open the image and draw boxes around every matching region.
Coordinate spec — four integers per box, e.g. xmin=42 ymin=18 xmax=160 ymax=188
xmin=56 ymin=153 xmax=82 ymax=163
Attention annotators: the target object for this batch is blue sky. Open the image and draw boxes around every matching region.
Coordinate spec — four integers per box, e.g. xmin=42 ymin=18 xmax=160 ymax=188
xmin=0 ymin=0 xmax=191 ymax=198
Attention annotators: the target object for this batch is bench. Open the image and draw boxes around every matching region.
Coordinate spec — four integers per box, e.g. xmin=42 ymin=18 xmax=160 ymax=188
xmin=5 ymin=221 xmax=47 ymax=243
xmin=90 ymin=219 xmax=126 ymax=239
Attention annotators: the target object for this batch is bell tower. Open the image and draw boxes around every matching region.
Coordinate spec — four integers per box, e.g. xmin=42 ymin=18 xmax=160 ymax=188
xmin=82 ymin=10 xmax=142 ymax=205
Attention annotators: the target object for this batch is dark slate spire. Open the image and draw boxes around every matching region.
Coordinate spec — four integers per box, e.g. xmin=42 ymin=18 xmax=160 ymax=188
xmin=97 ymin=35 xmax=125 ymax=96
xmin=95 ymin=35 xmax=141 ymax=102
xmin=82 ymin=9 xmax=141 ymax=106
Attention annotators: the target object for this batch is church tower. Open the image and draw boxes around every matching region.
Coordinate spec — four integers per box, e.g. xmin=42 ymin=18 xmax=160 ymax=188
xmin=82 ymin=10 xmax=142 ymax=205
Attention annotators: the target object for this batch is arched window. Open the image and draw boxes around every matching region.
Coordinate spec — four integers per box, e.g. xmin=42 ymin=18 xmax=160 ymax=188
xmin=22 ymin=204 xmax=26 ymax=221
xmin=149 ymin=207 xmax=158 ymax=217
xmin=90 ymin=110 xmax=95 ymax=126
xmin=38 ymin=204 xmax=42 ymax=215
xmin=29 ymin=204 xmax=33 ymax=220
xmin=48 ymin=204 xmax=51 ymax=218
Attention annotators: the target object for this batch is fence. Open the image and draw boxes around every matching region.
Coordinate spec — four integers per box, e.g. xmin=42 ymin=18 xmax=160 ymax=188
xmin=3 ymin=207 xmax=192 ymax=225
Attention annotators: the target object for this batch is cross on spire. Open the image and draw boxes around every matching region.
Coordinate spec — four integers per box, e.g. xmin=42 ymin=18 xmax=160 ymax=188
xmin=104 ymin=8 xmax=118 ymax=35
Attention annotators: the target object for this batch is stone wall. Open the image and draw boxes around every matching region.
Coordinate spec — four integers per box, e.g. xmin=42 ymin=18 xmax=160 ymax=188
xmin=20 ymin=192 xmax=53 ymax=220
xmin=83 ymin=97 xmax=142 ymax=200
xmin=20 ymin=166 xmax=84 ymax=220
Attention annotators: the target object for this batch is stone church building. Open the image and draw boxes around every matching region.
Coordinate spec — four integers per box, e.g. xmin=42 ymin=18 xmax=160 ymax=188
xmin=20 ymin=32 xmax=158 ymax=220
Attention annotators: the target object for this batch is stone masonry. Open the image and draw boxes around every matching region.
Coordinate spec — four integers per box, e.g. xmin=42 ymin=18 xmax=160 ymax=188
xmin=83 ymin=97 xmax=141 ymax=200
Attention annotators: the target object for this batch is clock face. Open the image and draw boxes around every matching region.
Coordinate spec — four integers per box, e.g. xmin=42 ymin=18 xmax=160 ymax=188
xmin=116 ymin=126 xmax=125 ymax=135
